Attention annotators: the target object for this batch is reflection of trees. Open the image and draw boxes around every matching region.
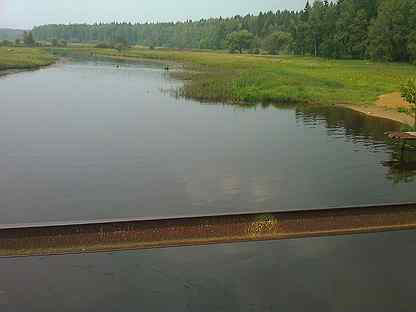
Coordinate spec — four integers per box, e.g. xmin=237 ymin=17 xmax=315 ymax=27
xmin=292 ymin=105 xmax=416 ymax=184
xmin=191 ymin=99 xmax=416 ymax=184
xmin=383 ymin=147 xmax=416 ymax=184
xmin=294 ymin=105 xmax=401 ymax=142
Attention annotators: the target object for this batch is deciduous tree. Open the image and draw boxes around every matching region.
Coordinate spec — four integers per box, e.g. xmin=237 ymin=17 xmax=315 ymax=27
xmin=226 ymin=30 xmax=254 ymax=53
xmin=263 ymin=31 xmax=292 ymax=55
xmin=401 ymin=79 xmax=416 ymax=128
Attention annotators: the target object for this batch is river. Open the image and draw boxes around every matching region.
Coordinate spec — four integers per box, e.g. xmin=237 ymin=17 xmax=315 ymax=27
xmin=0 ymin=60 xmax=415 ymax=311
xmin=0 ymin=60 xmax=415 ymax=224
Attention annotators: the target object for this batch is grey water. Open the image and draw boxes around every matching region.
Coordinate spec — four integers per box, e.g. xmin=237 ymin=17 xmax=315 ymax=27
xmin=1 ymin=61 xmax=416 ymax=312
xmin=0 ymin=61 xmax=415 ymax=225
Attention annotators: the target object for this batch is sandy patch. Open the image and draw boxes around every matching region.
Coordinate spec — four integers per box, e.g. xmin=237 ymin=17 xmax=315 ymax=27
xmin=376 ymin=92 xmax=412 ymax=110
xmin=340 ymin=92 xmax=414 ymax=126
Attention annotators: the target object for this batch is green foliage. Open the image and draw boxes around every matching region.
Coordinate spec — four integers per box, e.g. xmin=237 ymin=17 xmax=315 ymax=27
xmin=368 ymin=0 xmax=416 ymax=62
xmin=263 ymin=32 xmax=292 ymax=55
xmin=51 ymin=38 xmax=68 ymax=47
xmin=52 ymin=46 xmax=416 ymax=107
xmin=0 ymin=47 xmax=55 ymax=71
xmin=400 ymin=124 xmax=415 ymax=132
xmin=0 ymin=40 xmax=12 ymax=47
xmin=28 ymin=0 xmax=416 ymax=63
xmin=408 ymin=32 xmax=416 ymax=64
xmin=95 ymin=42 xmax=114 ymax=49
xmin=400 ymin=78 xmax=416 ymax=127
xmin=26 ymin=0 xmax=416 ymax=62
xmin=398 ymin=107 xmax=409 ymax=113
xmin=23 ymin=31 xmax=36 ymax=47
xmin=401 ymin=79 xmax=416 ymax=105
xmin=94 ymin=38 xmax=129 ymax=51
xmin=226 ymin=30 xmax=254 ymax=53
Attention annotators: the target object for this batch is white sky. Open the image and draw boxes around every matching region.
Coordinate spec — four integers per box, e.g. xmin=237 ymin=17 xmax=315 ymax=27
xmin=0 ymin=0 xmax=308 ymax=29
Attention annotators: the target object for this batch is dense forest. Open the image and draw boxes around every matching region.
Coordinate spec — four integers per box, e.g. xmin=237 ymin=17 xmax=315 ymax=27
xmin=32 ymin=0 xmax=416 ymax=63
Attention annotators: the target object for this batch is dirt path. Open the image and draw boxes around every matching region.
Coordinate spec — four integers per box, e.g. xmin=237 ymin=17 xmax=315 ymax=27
xmin=340 ymin=92 xmax=414 ymax=126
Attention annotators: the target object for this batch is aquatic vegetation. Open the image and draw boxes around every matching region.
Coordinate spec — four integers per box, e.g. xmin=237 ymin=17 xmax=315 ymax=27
xmin=50 ymin=46 xmax=416 ymax=107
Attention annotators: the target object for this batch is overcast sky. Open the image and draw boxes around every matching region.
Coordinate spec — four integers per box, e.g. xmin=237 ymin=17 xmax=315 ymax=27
xmin=0 ymin=0 xmax=308 ymax=29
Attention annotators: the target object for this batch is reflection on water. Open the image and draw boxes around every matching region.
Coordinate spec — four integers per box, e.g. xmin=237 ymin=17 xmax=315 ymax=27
xmin=1 ymin=60 xmax=416 ymax=312
xmin=294 ymin=105 xmax=416 ymax=184
xmin=223 ymin=102 xmax=416 ymax=185
xmin=0 ymin=61 xmax=416 ymax=225
xmin=383 ymin=159 xmax=416 ymax=184
xmin=1 ymin=230 xmax=416 ymax=311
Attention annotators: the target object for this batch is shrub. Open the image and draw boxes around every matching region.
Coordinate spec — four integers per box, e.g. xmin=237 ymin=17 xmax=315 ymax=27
xmin=95 ymin=42 xmax=114 ymax=49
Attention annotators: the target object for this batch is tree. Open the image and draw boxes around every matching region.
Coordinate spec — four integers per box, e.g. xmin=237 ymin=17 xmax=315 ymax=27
xmin=401 ymin=79 xmax=416 ymax=129
xmin=14 ymin=39 xmax=21 ymax=46
xmin=293 ymin=20 xmax=312 ymax=55
xmin=349 ymin=10 xmax=369 ymax=59
xmin=408 ymin=32 xmax=416 ymax=63
xmin=25 ymin=0 xmax=416 ymax=65
xmin=114 ymin=36 xmax=129 ymax=51
xmin=368 ymin=0 xmax=416 ymax=62
xmin=226 ymin=30 xmax=254 ymax=53
xmin=51 ymin=38 xmax=59 ymax=46
xmin=309 ymin=0 xmax=326 ymax=57
xmin=263 ymin=31 xmax=292 ymax=55
xmin=1 ymin=40 xmax=12 ymax=47
xmin=59 ymin=40 xmax=68 ymax=47
xmin=23 ymin=31 xmax=35 ymax=46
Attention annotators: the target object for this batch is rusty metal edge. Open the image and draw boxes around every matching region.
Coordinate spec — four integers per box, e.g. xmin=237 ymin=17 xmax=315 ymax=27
xmin=2 ymin=225 xmax=416 ymax=260
xmin=1 ymin=202 xmax=415 ymax=230
xmin=1 ymin=202 xmax=416 ymax=258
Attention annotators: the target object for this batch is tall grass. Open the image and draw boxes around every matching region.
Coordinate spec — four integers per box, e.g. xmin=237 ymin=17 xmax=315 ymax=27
xmin=0 ymin=47 xmax=55 ymax=71
xmin=49 ymin=46 xmax=416 ymax=106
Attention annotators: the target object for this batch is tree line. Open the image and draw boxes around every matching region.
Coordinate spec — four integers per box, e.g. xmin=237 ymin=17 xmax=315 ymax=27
xmin=32 ymin=0 xmax=416 ymax=63
xmin=0 ymin=31 xmax=37 ymax=47
xmin=0 ymin=29 xmax=25 ymax=41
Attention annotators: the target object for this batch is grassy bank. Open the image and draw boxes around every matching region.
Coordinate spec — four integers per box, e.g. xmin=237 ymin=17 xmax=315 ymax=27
xmin=0 ymin=47 xmax=55 ymax=71
xmin=48 ymin=46 xmax=416 ymax=107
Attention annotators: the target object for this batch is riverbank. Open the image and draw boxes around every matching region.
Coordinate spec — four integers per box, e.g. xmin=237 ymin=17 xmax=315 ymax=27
xmin=2 ymin=46 xmax=414 ymax=125
xmin=0 ymin=47 xmax=56 ymax=74
xmin=51 ymin=48 xmax=415 ymax=102
xmin=341 ymin=92 xmax=414 ymax=126
xmin=47 ymin=46 xmax=416 ymax=123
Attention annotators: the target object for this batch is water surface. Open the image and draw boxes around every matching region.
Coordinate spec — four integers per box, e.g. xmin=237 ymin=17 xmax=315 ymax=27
xmin=1 ymin=231 xmax=415 ymax=311
xmin=1 ymin=60 xmax=416 ymax=312
xmin=1 ymin=60 xmax=415 ymax=224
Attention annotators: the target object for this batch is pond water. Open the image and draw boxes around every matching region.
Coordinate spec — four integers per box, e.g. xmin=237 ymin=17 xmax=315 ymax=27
xmin=0 ymin=60 xmax=416 ymax=225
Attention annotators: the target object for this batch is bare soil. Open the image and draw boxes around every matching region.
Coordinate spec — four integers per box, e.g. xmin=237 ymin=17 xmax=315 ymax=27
xmin=341 ymin=92 xmax=414 ymax=126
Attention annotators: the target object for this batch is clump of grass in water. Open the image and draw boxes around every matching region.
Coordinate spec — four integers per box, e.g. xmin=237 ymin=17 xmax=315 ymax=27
xmin=397 ymin=107 xmax=409 ymax=114
xmin=52 ymin=47 xmax=416 ymax=107
xmin=247 ymin=214 xmax=279 ymax=238
xmin=400 ymin=124 xmax=416 ymax=132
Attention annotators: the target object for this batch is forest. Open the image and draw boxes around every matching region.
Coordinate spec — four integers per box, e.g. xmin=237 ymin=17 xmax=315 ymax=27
xmin=31 ymin=0 xmax=416 ymax=63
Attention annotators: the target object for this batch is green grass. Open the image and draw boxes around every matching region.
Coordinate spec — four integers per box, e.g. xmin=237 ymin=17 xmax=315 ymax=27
xmin=0 ymin=47 xmax=56 ymax=71
xmin=42 ymin=46 xmax=416 ymax=105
